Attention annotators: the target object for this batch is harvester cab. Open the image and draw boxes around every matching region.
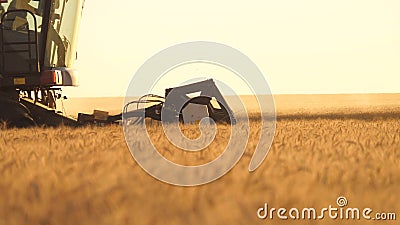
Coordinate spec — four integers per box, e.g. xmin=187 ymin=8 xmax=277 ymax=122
xmin=0 ymin=0 xmax=84 ymax=127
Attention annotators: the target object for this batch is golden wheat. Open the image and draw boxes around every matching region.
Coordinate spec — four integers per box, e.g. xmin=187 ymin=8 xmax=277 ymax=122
xmin=0 ymin=112 xmax=399 ymax=225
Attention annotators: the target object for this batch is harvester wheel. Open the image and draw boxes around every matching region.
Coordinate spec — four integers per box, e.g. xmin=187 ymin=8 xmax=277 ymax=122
xmin=0 ymin=93 xmax=36 ymax=128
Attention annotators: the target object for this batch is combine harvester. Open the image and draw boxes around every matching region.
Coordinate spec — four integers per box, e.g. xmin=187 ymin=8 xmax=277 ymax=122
xmin=0 ymin=0 xmax=234 ymax=127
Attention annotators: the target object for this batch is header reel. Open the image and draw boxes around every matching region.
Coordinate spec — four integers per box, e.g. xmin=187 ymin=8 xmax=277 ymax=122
xmin=78 ymin=79 xmax=236 ymax=125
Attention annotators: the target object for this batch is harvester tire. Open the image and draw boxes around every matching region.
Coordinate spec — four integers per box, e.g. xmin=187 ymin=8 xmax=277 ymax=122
xmin=0 ymin=94 xmax=36 ymax=128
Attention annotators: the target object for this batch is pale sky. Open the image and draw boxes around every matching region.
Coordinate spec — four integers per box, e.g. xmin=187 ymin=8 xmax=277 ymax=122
xmin=64 ymin=0 xmax=400 ymax=97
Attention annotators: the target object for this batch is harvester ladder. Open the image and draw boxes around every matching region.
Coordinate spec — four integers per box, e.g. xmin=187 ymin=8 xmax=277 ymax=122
xmin=0 ymin=9 xmax=40 ymax=76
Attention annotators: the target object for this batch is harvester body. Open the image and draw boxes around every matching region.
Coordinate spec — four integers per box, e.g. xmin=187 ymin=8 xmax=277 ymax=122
xmin=0 ymin=0 xmax=84 ymax=126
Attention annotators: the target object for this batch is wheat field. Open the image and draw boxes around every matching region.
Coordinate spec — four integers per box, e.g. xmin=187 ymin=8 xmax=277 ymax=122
xmin=0 ymin=95 xmax=400 ymax=225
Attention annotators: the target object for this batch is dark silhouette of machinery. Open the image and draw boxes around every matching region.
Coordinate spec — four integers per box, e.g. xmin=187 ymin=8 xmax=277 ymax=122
xmin=78 ymin=79 xmax=235 ymax=125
